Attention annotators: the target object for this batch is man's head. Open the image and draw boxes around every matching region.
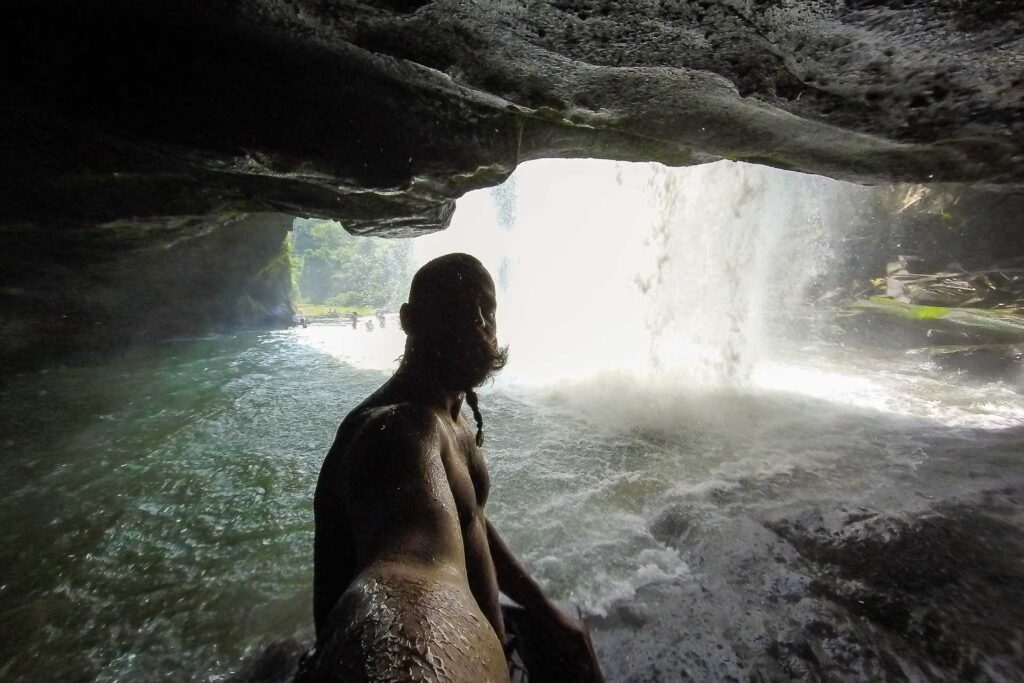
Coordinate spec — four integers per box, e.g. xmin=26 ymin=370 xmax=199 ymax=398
xmin=399 ymin=253 xmax=509 ymax=392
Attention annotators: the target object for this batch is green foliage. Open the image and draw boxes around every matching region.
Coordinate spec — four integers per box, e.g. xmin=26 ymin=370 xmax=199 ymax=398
xmin=289 ymin=218 xmax=413 ymax=309
xmin=325 ymin=291 xmax=363 ymax=307
xmin=295 ymin=303 xmax=372 ymax=316
xmin=855 ymin=296 xmax=951 ymax=320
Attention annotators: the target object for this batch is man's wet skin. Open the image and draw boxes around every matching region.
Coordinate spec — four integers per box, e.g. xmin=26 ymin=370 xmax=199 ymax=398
xmin=310 ymin=254 xmax=594 ymax=681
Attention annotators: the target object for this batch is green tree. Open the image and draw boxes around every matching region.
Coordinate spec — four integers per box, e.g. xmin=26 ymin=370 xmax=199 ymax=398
xmin=289 ymin=219 xmax=413 ymax=309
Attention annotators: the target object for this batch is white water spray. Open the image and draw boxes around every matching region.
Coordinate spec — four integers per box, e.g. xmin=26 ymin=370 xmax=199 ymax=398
xmin=300 ymin=158 xmax=1021 ymax=429
xmin=415 ymin=158 xmax=857 ymax=386
xmin=640 ymin=161 xmax=857 ymax=384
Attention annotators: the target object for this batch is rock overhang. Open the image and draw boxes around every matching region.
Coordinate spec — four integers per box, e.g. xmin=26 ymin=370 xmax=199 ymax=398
xmin=0 ymin=0 xmax=1021 ymax=239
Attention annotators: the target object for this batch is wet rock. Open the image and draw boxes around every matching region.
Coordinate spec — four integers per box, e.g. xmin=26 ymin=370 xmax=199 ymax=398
xmin=228 ymin=639 xmax=307 ymax=683
xmin=929 ymin=345 xmax=1024 ymax=381
xmin=844 ymin=297 xmax=1024 ymax=347
xmin=587 ymin=490 xmax=1024 ymax=680
xmin=649 ymin=503 xmax=703 ymax=548
xmin=2 ymin=0 xmax=1023 ymax=238
xmin=767 ymin=499 xmax=1024 ymax=680
xmin=0 ymin=213 xmax=295 ymax=372
xmin=3 ymin=1 xmax=1023 ymax=368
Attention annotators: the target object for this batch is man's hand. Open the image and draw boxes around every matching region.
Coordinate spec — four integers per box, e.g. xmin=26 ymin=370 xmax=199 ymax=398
xmin=532 ymin=601 xmax=605 ymax=682
xmin=486 ymin=520 xmax=605 ymax=681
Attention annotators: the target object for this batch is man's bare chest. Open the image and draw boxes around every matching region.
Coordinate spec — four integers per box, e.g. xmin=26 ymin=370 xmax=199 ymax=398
xmin=440 ymin=422 xmax=491 ymax=523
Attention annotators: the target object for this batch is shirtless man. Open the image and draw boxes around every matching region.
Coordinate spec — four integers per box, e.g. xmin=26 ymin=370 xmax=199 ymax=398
xmin=310 ymin=253 xmax=599 ymax=681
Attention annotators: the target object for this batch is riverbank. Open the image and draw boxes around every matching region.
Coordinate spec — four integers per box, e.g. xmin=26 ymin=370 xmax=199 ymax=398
xmin=293 ymin=303 xmax=373 ymax=318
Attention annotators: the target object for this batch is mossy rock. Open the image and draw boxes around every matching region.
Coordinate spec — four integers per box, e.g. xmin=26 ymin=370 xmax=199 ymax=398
xmin=847 ymin=297 xmax=1024 ymax=344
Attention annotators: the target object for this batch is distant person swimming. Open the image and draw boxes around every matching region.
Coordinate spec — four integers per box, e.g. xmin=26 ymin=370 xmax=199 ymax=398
xmin=306 ymin=253 xmax=603 ymax=681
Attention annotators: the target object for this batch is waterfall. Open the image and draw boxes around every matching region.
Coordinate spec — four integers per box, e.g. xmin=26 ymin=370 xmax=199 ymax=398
xmin=640 ymin=161 xmax=856 ymax=384
xmin=414 ymin=158 xmax=863 ymax=387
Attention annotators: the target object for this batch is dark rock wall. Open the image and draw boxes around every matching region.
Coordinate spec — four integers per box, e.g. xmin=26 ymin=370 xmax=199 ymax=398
xmin=1 ymin=214 xmax=294 ymax=373
xmin=1 ymin=1 xmax=1021 ymax=366
xmin=2 ymin=1 xmax=1021 ymax=235
xmin=820 ymin=185 xmax=1024 ymax=293
xmin=879 ymin=188 xmax=1024 ymax=272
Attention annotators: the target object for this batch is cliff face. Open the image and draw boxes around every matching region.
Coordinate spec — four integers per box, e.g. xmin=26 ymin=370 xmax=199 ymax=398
xmin=1 ymin=1 xmax=1021 ymax=366
xmin=1 ymin=214 xmax=294 ymax=370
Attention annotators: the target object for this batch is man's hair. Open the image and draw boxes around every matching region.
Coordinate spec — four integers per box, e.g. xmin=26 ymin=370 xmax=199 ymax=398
xmin=403 ymin=253 xmax=489 ymax=336
xmin=465 ymin=389 xmax=485 ymax=447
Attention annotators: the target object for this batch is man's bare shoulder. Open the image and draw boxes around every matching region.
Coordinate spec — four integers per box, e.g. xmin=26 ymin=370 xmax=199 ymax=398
xmin=340 ymin=403 xmax=464 ymax=559
xmin=318 ymin=402 xmax=450 ymax=505
xmin=343 ymin=402 xmax=446 ymax=462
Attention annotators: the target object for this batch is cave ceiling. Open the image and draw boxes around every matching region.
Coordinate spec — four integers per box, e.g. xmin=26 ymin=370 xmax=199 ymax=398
xmin=2 ymin=0 xmax=1022 ymax=237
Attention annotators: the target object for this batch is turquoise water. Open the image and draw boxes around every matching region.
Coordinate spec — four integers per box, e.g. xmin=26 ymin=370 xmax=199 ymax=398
xmin=2 ymin=324 xmax=1023 ymax=681
xmin=0 ymin=333 xmax=346 ymax=681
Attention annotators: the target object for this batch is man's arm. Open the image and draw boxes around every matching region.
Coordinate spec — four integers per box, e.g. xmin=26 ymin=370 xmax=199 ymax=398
xmin=485 ymin=518 xmax=557 ymax=615
xmin=487 ymin=518 xmax=606 ymax=681
xmin=313 ymin=406 xmax=508 ymax=681
xmin=343 ymin=406 xmax=465 ymax=578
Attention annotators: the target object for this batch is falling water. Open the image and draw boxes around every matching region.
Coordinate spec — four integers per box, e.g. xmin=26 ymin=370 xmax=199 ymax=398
xmin=641 ymin=162 xmax=856 ymax=384
xmin=412 ymin=158 xmax=869 ymax=387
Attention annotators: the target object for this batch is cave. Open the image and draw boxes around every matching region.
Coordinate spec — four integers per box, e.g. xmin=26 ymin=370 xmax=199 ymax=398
xmin=2 ymin=1 xmax=1023 ymax=681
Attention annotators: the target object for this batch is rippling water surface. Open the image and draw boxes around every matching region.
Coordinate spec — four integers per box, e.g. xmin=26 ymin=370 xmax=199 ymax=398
xmin=2 ymin=322 xmax=1022 ymax=681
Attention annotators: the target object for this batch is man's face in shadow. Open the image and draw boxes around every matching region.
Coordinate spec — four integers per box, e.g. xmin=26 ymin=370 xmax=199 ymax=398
xmin=402 ymin=260 xmax=509 ymax=390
